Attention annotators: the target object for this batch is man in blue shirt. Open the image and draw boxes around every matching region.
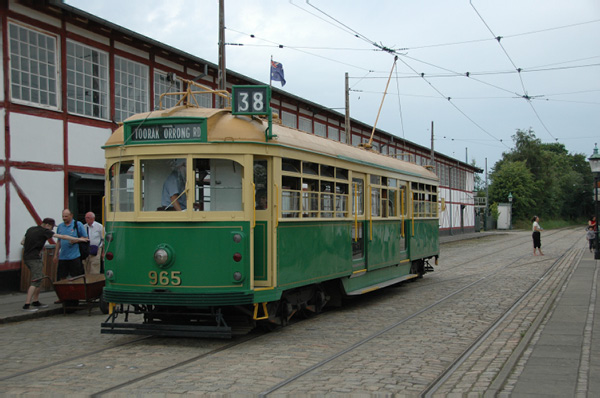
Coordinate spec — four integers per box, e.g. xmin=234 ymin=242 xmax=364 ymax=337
xmin=53 ymin=209 xmax=88 ymax=280
xmin=161 ymin=159 xmax=187 ymax=211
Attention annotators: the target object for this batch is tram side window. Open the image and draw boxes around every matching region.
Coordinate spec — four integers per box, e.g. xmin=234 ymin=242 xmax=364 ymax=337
xmin=411 ymin=182 xmax=438 ymax=218
xmin=109 ymin=161 xmax=135 ymax=212
xmin=141 ymin=158 xmax=187 ymax=212
xmin=352 ymin=178 xmax=364 ymax=216
xmin=282 ymin=175 xmax=300 ymax=218
xmin=193 ymin=159 xmax=243 ymax=211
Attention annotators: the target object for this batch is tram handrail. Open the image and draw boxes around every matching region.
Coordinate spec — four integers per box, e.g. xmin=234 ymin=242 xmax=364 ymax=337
xmin=401 ymin=190 xmax=405 ymax=238
xmin=411 ymin=191 xmax=415 ymax=237
xmin=274 ymin=183 xmax=279 ymax=228
xmin=252 ymin=183 xmax=256 ymax=229
xmin=353 ymin=183 xmax=358 ymax=242
xmin=369 ymin=185 xmax=373 ymax=241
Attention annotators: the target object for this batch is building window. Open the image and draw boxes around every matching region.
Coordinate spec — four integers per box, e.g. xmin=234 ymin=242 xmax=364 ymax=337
xmin=339 ymin=128 xmax=346 ymax=144
xmin=328 ymin=126 xmax=339 ymax=141
xmin=66 ymin=40 xmax=109 ymax=119
xmin=115 ymin=56 xmax=148 ymax=122
xmin=299 ymin=116 xmax=312 ymax=133
xmin=9 ymin=23 xmax=58 ymax=108
xmin=314 ymin=122 xmax=326 ymax=137
xmin=154 ymin=70 xmax=181 ymax=109
xmin=189 ymin=82 xmax=213 ymax=108
xmin=281 ymin=110 xmax=297 ymax=128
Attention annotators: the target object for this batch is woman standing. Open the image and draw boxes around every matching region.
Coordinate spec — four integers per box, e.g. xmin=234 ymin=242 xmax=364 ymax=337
xmin=532 ymin=216 xmax=544 ymax=256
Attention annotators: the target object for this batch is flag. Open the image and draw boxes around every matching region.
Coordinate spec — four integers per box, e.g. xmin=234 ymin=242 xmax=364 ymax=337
xmin=270 ymin=61 xmax=286 ymax=86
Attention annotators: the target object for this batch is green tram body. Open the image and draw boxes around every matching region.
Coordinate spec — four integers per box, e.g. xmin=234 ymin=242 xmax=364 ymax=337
xmin=101 ymin=91 xmax=439 ymax=338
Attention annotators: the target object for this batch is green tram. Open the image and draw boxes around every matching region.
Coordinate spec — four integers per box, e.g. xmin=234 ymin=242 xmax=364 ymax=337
xmin=101 ymin=84 xmax=439 ymax=338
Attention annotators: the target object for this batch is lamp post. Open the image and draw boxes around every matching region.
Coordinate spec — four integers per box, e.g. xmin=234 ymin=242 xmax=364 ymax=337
xmin=508 ymin=192 xmax=513 ymax=230
xmin=589 ymin=143 xmax=600 ymax=260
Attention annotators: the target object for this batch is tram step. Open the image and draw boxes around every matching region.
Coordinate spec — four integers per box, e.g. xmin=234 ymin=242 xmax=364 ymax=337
xmin=346 ymin=273 xmax=420 ymax=296
xmin=101 ymin=322 xmax=232 ymax=339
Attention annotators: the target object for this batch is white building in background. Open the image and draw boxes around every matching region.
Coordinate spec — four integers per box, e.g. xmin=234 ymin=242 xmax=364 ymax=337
xmin=0 ymin=0 xmax=479 ymax=277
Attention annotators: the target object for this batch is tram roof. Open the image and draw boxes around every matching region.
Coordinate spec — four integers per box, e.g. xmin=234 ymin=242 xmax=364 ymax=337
xmin=106 ymin=106 xmax=438 ymax=182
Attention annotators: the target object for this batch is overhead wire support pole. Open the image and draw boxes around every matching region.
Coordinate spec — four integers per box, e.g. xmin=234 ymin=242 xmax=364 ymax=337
xmin=217 ymin=0 xmax=226 ymax=109
xmin=363 ymin=55 xmax=398 ymax=149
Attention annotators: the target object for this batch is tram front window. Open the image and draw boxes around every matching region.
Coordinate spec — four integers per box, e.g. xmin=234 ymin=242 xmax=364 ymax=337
xmin=139 ymin=158 xmax=244 ymax=212
xmin=109 ymin=161 xmax=135 ymax=212
xmin=141 ymin=158 xmax=188 ymax=211
xmin=193 ymin=159 xmax=243 ymax=211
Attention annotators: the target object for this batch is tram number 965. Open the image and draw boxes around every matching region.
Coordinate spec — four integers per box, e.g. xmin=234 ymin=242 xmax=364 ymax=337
xmin=149 ymin=271 xmax=182 ymax=286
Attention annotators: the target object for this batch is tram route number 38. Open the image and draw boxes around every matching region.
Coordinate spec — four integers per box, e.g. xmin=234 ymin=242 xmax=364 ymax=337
xmin=232 ymin=85 xmax=271 ymax=115
xmin=149 ymin=271 xmax=182 ymax=286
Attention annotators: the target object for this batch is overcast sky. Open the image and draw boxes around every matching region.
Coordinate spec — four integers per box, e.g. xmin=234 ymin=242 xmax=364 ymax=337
xmin=65 ymin=0 xmax=600 ymax=170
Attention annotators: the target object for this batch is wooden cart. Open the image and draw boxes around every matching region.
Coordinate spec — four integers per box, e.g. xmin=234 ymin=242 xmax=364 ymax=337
xmin=52 ymin=274 xmax=107 ymax=315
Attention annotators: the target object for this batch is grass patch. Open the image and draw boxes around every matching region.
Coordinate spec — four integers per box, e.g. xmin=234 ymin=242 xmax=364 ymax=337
xmin=513 ymin=218 xmax=588 ymax=230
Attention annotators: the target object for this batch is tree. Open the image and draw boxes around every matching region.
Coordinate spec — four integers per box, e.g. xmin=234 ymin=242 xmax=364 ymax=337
xmin=489 ymin=160 xmax=536 ymax=221
xmin=489 ymin=129 xmax=594 ymax=222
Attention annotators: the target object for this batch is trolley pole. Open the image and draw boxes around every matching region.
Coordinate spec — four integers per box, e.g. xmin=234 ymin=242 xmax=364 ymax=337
xmin=345 ymin=72 xmax=351 ymax=145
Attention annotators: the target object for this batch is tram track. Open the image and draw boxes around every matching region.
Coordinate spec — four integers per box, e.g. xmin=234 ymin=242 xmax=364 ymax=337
xmin=0 ymin=336 xmax=153 ymax=382
xmin=421 ymin=237 xmax=583 ymax=397
xmin=0 ymin=229 xmax=583 ymax=395
xmin=412 ymin=228 xmax=576 ymax=289
xmin=86 ymin=228 xmax=582 ymax=396
xmin=89 ymin=332 xmax=264 ymax=397
xmin=435 ymin=228 xmax=569 ymax=275
xmin=256 ymin=228 xmax=582 ymax=396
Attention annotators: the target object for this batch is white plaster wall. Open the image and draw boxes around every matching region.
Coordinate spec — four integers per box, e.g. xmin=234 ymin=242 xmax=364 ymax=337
xmin=0 ymin=26 xmax=3 ymax=103
xmin=9 ymin=168 xmax=64 ymax=262
xmin=66 ymin=23 xmax=110 ymax=46
xmin=0 ymin=109 xmax=5 ymax=160
xmin=10 ymin=113 xmax=63 ymax=164
xmin=0 ymin=166 xmax=5 ymax=262
xmin=9 ymin=1 xmax=61 ymax=28
xmin=68 ymin=123 xmax=112 ymax=168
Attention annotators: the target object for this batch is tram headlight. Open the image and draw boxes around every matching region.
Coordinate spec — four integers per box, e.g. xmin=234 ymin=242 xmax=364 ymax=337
xmin=105 ymin=270 xmax=114 ymax=280
xmin=154 ymin=244 xmax=175 ymax=268
xmin=154 ymin=249 xmax=169 ymax=265
xmin=233 ymin=271 xmax=243 ymax=282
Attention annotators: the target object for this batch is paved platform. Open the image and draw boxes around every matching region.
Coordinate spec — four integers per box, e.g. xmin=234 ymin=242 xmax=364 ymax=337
xmin=0 ymin=290 xmax=63 ymax=324
xmin=502 ymin=255 xmax=600 ymax=397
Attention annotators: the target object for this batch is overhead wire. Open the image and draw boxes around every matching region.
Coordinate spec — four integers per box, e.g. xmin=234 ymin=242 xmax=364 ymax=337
xmin=470 ymin=0 xmax=558 ymax=142
xmin=229 ymin=1 xmax=595 ymax=153
xmin=225 ymin=27 xmax=383 ymax=73
xmin=298 ymin=1 xmax=511 ymax=148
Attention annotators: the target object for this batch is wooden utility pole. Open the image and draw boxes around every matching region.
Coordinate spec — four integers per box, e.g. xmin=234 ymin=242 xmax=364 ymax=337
xmin=217 ymin=0 xmax=226 ymax=108
xmin=345 ymin=72 xmax=351 ymax=144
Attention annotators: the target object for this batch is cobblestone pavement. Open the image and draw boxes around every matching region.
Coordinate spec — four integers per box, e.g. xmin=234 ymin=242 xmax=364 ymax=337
xmin=0 ymin=228 xmax=590 ymax=396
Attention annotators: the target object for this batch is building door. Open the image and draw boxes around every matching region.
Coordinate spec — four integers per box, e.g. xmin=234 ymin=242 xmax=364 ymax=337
xmin=69 ymin=173 xmax=104 ymax=222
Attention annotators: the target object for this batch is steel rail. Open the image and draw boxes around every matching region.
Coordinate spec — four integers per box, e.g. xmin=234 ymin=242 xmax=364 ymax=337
xmin=257 ymin=228 xmax=580 ymax=396
xmin=421 ymin=239 xmax=581 ymax=397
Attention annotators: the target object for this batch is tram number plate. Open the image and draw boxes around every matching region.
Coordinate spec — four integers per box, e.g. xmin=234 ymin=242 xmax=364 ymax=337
xmin=232 ymin=85 xmax=271 ymax=115
xmin=149 ymin=271 xmax=182 ymax=286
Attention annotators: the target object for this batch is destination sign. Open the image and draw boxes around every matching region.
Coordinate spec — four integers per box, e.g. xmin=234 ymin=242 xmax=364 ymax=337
xmin=128 ymin=122 xmax=206 ymax=143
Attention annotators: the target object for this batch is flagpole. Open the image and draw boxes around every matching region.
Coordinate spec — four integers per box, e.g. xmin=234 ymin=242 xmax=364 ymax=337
xmin=270 ymin=55 xmax=273 ymax=89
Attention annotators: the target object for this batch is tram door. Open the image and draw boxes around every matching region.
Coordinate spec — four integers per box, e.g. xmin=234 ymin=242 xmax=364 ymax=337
xmin=253 ymin=158 xmax=274 ymax=287
xmin=351 ymin=173 xmax=366 ymax=270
